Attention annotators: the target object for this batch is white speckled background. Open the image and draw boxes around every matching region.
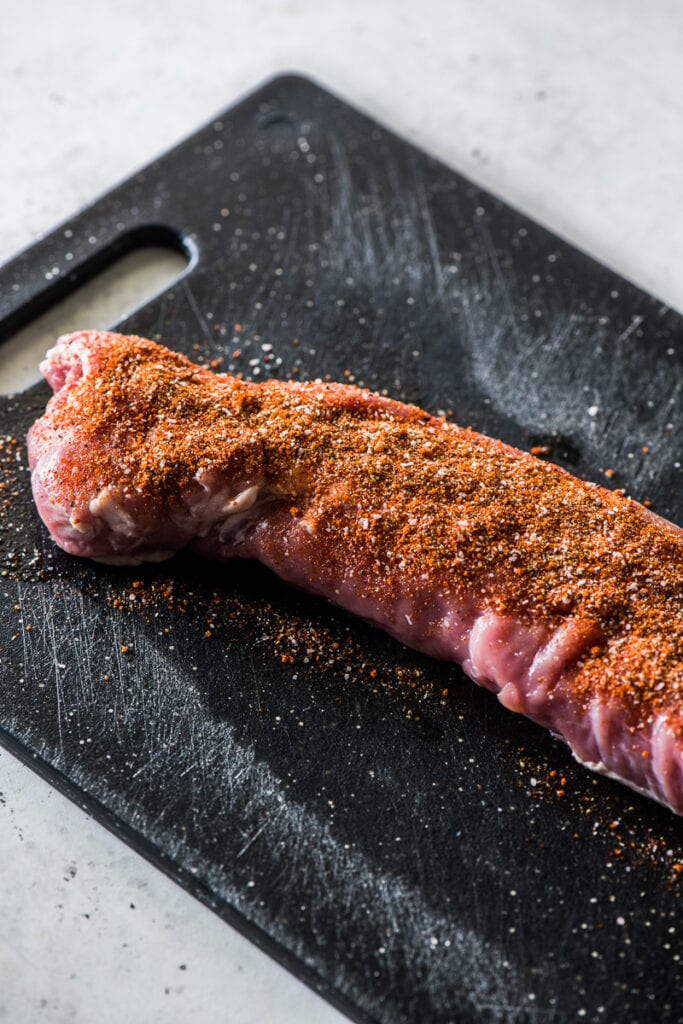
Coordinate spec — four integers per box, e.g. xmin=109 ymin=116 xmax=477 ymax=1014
xmin=1 ymin=1 xmax=682 ymax=1021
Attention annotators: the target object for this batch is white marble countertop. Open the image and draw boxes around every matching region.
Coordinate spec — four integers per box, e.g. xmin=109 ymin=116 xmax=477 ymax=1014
xmin=2 ymin=1 xmax=682 ymax=1021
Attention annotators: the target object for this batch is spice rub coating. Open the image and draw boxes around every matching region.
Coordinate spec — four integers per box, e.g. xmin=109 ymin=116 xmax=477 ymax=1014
xmin=28 ymin=332 xmax=683 ymax=812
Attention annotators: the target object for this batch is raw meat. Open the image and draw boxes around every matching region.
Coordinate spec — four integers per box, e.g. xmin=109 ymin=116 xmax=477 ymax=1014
xmin=27 ymin=332 xmax=683 ymax=812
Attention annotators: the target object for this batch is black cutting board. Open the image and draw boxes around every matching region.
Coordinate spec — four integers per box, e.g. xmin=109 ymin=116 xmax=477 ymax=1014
xmin=0 ymin=75 xmax=682 ymax=1024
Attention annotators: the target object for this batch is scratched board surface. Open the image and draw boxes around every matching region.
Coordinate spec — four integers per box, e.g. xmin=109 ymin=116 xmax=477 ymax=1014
xmin=0 ymin=76 xmax=682 ymax=1024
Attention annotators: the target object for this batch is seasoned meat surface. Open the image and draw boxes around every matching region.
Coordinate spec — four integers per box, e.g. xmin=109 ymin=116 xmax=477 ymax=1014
xmin=28 ymin=331 xmax=683 ymax=812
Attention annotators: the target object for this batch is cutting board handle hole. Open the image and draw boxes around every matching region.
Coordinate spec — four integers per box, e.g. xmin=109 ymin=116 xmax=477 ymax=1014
xmin=256 ymin=109 xmax=299 ymax=148
xmin=0 ymin=230 xmax=190 ymax=395
xmin=257 ymin=110 xmax=296 ymax=130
